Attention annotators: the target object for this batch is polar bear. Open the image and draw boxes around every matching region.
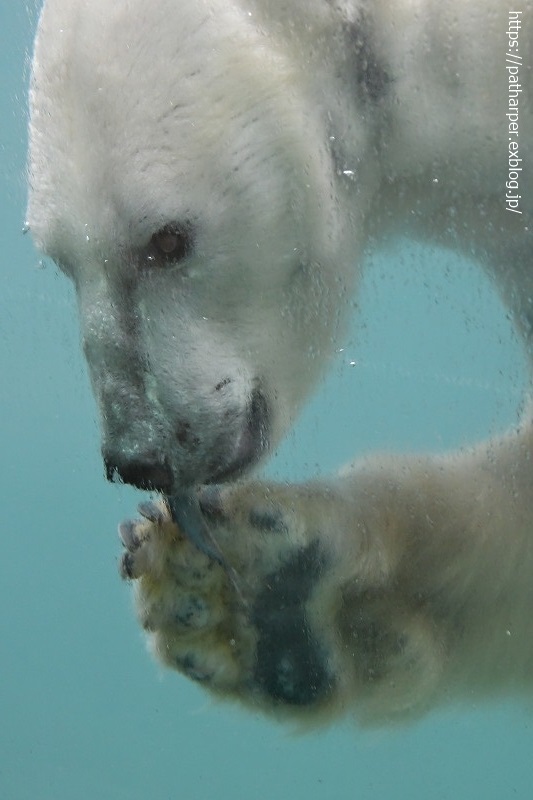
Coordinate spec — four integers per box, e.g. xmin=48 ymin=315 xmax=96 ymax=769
xmin=27 ymin=0 xmax=533 ymax=725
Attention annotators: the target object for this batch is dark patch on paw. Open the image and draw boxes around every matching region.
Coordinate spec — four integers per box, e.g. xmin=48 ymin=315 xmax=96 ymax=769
xmin=174 ymin=595 xmax=209 ymax=629
xmin=175 ymin=653 xmax=212 ymax=683
xmin=251 ymin=541 xmax=333 ymax=706
xmin=190 ymin=563 xmax=216 ymax=581
xmin=254 ymin=621 xmax=331 ymax=706
xmin=119 ymin=551 xmax=135 ymax=580
xmin=248 ymin=507 xmax=288 ymax=534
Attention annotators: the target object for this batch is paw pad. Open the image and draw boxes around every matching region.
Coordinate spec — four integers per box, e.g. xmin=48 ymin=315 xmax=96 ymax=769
xmin=248 ymin=506 xmax=288 ymax=534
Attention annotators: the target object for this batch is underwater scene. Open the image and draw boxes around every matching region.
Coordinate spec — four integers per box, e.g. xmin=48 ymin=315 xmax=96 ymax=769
xmin=2 ymin=3 xmax=533 ymax=799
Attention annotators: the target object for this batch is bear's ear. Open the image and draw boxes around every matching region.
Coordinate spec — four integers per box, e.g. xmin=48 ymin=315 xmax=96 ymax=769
xmin=145 ymin=222 xmax=196 ymax=267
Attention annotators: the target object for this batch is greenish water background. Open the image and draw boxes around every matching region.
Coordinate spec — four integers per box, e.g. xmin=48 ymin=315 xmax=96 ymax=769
xmin=1 ymin=5 xmax=532 ymax=799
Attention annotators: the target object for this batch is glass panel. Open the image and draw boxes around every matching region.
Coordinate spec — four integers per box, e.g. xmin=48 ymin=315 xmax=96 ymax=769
xmin=3 ymin=3 xmax=532 ymax=798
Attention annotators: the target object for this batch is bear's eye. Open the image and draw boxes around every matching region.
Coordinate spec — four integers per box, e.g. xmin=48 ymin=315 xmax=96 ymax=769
xmin=146 ymin=223 xmax=194 ymax=267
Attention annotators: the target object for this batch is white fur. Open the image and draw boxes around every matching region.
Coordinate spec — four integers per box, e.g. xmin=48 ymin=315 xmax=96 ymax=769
xmin=27 ymin=0 xmax=533 ymax=724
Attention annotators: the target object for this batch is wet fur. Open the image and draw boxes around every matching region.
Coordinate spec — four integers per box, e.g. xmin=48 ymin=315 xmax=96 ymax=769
xmin=27 ymin=0 xmax=533 ymax=725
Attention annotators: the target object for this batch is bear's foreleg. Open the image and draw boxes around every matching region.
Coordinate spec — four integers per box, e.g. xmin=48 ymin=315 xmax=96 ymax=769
xmin=119 ymin=467 xmax=465 ymax=725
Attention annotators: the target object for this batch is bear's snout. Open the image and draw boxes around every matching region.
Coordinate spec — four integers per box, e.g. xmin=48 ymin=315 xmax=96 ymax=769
xmin=102 ymin=384 xmax=270 ymax=491
xmin=104 ymin=450 xmax=174 ymax=493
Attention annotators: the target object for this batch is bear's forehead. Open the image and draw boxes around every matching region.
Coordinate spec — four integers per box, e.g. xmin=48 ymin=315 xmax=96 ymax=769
xmin=28 ymin=1 xmax=270 ymax=248
xmin=28 ymin=0 xmax=331 ymax=261
xmin=34 ymin=3 xmax=248 ymax=118
xmin=29 ymin=0 xmax=299 ymax=181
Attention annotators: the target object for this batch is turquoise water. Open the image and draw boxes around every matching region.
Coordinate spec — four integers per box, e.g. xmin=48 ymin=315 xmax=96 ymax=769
xmin=2 ymin=6 xmax=533 ymax=799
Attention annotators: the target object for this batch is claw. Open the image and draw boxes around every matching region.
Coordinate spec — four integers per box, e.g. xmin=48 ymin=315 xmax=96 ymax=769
xmin=119 ymin=551 xmax=136 ymax=580
xmin=137 ymin=500 xmax=167 ymax=524
xmin=118 ymin=519 xmax=141 ymax=551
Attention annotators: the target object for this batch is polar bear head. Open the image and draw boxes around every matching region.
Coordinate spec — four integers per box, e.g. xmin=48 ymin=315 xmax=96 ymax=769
xmin=27 ymin=0 xmax=359 ymax=492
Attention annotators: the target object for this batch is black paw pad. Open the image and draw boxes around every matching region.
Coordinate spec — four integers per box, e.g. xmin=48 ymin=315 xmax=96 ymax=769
xmin=251 ymin=541 xmax=333 ymax=706
xmin=119 ymin=551 xmax=136 ymax=580
xmin=254 ymin=621 xmax=331 ymax=706
xmin=175 ymin=653 xmax=213 ymax=683
xmin=174 ymin=595 xmax=209 ymax=629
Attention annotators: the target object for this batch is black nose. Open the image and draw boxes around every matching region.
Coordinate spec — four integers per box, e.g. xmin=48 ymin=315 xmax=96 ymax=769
xmin=104 ymin=452 xmax=173 ymax=493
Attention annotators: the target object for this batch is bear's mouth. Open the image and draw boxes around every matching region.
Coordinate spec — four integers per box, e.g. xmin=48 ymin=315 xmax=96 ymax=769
xmin=204 ymin=385 xmax=270 ymax=484
xmin=165 ymin=386 xmax=270 ymax=562
xmin=104 ymin=384 xmax=270 ymax=493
